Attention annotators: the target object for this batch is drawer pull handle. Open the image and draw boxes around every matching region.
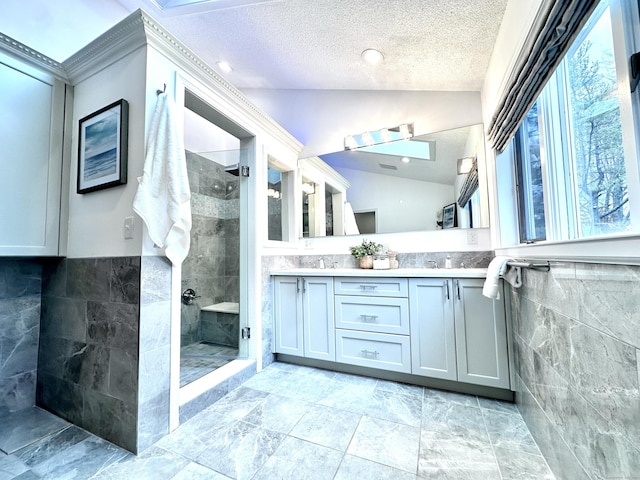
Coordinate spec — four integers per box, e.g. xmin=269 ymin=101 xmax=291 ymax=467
xmin=443 ymin=280 xmax=450 ymax=300
xmin=361 ymin=349 xmax=380 ymax=357
xmin=360 ymin=285 xmax=378 ymax=290
xmin=360 ymin=314 xmax=378 ymax=322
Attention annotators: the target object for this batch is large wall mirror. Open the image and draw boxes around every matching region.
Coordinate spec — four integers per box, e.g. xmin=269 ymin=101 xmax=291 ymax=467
xmin=299 ymin=123 xmax=489 ymax=238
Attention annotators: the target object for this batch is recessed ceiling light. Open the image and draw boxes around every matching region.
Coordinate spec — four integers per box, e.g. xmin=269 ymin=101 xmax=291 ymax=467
xmin=401 ymin=157 xmax=410 ymax=163
xmin=361 ymin=49 xmax=384 ymax=65
xmin=216 ymin=61 xmax=234 ymax=73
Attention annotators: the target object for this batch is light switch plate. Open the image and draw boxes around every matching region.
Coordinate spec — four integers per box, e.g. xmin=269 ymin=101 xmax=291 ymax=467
xmin=467 ymin=229 xmax=478 ymax=245
xmin=124 ymin=216 xmax=134 ymax=239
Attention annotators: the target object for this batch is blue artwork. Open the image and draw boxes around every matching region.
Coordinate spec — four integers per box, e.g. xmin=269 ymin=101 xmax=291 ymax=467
xmin=83 ymin=112 xmax=118 ymax=182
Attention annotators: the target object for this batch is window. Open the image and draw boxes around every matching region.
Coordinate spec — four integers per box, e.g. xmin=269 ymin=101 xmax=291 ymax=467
xmin=512 ymin=0 xmax=638 ymax=243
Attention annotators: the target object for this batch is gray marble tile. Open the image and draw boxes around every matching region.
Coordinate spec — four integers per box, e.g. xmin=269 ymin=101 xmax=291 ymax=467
xmin=482 ymin=409 xmax=539 ymax=455
xmin=241 ymin=366 xmax=293 ymax=393
xmin=568 ymin=321 xmax=640 ymax=446
xmin=29 ymin=435 xmax=130 ymax=480
xmin=577 ymin=263 xmax=640 ymax=348
xmin=170 ymin=461 xmax=230 ymax=479
xmin=0 ymin=452 xmax=29 ymax=479
xmin=90 ymin=446 xmax=189 ymax=479
xmin=0 ymin=370 xmax=36 ymax=415
xmin=242 ymin=393 xmax=310 ymax=434
xmin=423 ymin=388 xmax=479 ymax=408
xmin=40 ymin=296 xmax=87 ymax=343
xmin=154 ymin=411 xmax=236 ymax=460
xmin=334 ymin=454 xmax=417 ymax=480
xmin=494 ymin=447 xmax=555 ymax=480
xmin=109 ymin=257 xmax=140 ymax=305
xmin=362 ymin=388 xmax=423 ymax=427
xmin=13 ymin=426 xmax=90 ymax=468
xmin=195 ymin=420 xmax=285 ymax=480
xmin=477 ymin=397 xmax=519 ymax=414
xmin=86 ymin=301 xmax=139 ymax=351
xmin=418 ymin=430 xmax=500 ymax=479
xmin=272 ymin=370 xmax=335 ymax=403
xmin=347 ymin=416 xmax=420 ymax=473
xmin=81 ymin=389 xmax=137 ymax=453
xmin=66 ymin=258 xmax=112 ymax=302
xmin=375 ymin=379 xmax=424 ymax=400
xmin=0 ymin=408 xmax=69 ymax=454
xmin=251 ymin=436 xmax=342 ymax=480
xmin=421 ymin=398 xmax=489 ymax=444
xmin=289 ymin=404 xmax=361 ymax=451
xmin=206 ymin=386 xmax=269 ymax=419
xmin=140 ymin=256 xmax=171 ymax=305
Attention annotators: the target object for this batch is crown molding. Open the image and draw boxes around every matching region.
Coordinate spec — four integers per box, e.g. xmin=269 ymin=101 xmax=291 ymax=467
xmin=62 ymin=8 xmax=302 ymax=154
xmin=0 ymin=33 xmax=68 ymax=80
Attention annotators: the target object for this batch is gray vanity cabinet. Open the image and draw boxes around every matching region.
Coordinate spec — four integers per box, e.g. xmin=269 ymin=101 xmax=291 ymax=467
xmin=408 ymin=279 xmax=457 ymax=380
xmin=409 ymin=278 xmax=509 ymax=389
xmin=273 ymin=276 xmax=335 ymax=361
xmin=454 ymin=278 xmax=509 ymax=389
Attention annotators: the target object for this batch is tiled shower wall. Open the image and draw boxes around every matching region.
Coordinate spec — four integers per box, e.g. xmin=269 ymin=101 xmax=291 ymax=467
xmin=37 ymin=256 xmax=172 ymax=453
xmin=181 ymin=151 xmax=240 ymax=346
xmin=0 ymin=259 xmax=42 ymax=415
xmin=510 ymin=263 xmax=640 ymax=479
xmin=38 ymin=257 xmax=141 ymax=452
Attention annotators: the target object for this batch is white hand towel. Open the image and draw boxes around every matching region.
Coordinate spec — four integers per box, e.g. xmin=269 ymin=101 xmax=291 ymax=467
xmin=133 ymin=92 xmax=191 ymax=265
xmin=482 ymin=256 xmax=512 ymax=299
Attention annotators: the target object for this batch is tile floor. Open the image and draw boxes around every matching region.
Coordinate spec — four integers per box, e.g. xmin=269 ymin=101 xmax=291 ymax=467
xmin=0 ymin=362 xmax=555 ymax=479
xmin=180 ymin=342 xmax=240 ymax=387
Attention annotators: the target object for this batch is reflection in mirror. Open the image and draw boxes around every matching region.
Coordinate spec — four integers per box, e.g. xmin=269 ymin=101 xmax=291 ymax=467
xmin=302 ymin=123 xmax=488 ymax=237
xmin=267 ymin=156 xmax=295 ymax=242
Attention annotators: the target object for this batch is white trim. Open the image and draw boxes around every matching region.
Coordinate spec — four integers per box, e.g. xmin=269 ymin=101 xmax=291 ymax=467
xmin=496 ymin=232 xmax=640 ymax=265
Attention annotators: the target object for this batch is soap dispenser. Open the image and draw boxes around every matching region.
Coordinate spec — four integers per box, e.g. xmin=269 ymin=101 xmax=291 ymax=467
xmin=445 ymin=255 xmax=452 ymax=269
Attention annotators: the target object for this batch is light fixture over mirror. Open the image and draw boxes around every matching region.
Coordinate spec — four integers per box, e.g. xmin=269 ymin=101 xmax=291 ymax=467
xmin=344 ymin=123 xmax=414 ymax=150
xmin=299 ymin=123 xmax=489 ymax=238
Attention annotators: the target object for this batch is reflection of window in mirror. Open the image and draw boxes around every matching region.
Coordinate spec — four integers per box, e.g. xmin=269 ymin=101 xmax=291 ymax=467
xmin=267 ymin=158 xmax=295 ymax=242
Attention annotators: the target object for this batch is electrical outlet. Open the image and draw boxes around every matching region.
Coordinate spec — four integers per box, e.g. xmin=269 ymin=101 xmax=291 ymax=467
xmin=467 ymin=229 xmax=478 ymax=245
xmin=124 ymin=216 xmax=134 ymax=239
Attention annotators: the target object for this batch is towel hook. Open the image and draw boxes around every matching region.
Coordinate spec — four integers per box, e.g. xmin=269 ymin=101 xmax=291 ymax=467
xmin=156 ymin=83 xmax=166 ymax=96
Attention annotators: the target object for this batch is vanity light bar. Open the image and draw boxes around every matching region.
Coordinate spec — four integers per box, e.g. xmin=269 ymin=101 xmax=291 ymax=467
xmin=344 ymin=123 xmax=414 ymax=150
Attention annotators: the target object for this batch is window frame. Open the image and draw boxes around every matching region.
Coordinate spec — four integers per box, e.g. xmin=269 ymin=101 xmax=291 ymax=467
xmin=495 ymin=0 xmax=640 ymax=264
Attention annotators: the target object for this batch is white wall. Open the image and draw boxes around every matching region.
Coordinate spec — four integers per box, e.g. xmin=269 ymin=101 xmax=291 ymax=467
xmin=66 ymin=47 xmax=148 ymax=258
xmin=242 ymin=89 xmax=483 ymax=158
xmin=338 ymin=166 xmax=454 ymax=234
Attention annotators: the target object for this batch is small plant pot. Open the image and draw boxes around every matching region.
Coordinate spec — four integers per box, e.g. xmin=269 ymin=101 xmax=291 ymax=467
xmin=359 ymin=255 xmax=374 ymax=269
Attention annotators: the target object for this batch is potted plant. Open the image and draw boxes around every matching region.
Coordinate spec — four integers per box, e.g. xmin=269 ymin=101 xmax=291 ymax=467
xmin=349 ymin=239 xmax=383 ymax=269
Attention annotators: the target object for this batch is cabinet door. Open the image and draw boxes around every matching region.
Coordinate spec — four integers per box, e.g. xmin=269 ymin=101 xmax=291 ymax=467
xmin=409 ymin=279 xmax=457 ymax=380
xmin=454 ymin=278 xmax=510 ymax=389
xmin=0 ymin=54 xmax=65 ymax=255
xmin=273 ymin=276 xmax=303 ymax=356
xmin=302 ymin=277 xmax=335 ymax=361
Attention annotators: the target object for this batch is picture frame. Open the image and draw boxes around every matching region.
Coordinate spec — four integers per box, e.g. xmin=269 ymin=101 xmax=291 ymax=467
xmin=77 ymin=99 xmax=129 ymax=194
xmin=442 ymin=202 xmax=458 ymax=229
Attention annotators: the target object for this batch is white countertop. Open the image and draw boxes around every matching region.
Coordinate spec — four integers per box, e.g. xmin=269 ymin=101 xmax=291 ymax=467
xmin=271 ymin=267 xmax=488 ymax=278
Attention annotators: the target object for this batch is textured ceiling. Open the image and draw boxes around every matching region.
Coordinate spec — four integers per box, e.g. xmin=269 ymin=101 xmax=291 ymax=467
xmin=115 ymin=0 xmax=509 ymax=91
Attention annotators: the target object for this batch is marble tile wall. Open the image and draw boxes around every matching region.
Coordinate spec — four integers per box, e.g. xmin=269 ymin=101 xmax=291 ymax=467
xmin=37 ymin=257 xmax=141 ymax=453
xmin=509 ymin=262 xmax=640 ymax=480
xmin=137 ymin=256 xmax=172 ymax=452
xmin=0 ymin=259 xmax=42 ymax=415
xmin=182 ymin=151 xmax=239 ymax=347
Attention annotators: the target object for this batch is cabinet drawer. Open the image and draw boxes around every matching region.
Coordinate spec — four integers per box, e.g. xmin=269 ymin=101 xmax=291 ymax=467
xmin=335 ymin=296 xmax=409 ymax=335
xmin=334 ymin=278 xmax=408 ymax=297
xmin=335 ymin=329 xmax=411 ymax=373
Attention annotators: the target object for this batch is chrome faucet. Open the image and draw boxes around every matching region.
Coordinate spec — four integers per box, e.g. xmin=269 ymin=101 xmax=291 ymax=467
xmin=426 ymin=260 xmax=438 ymax=269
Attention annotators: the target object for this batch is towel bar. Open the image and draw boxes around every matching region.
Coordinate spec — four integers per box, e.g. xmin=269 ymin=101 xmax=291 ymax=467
xmin=507 ymin=260 xmax=550 ymax=272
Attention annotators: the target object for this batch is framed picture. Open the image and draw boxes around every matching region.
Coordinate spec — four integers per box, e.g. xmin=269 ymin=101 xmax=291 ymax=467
xmin=442 ymin=202 xmax=458 ymax=229
xmin=77 ymin=99 xmax=129 ymax=194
